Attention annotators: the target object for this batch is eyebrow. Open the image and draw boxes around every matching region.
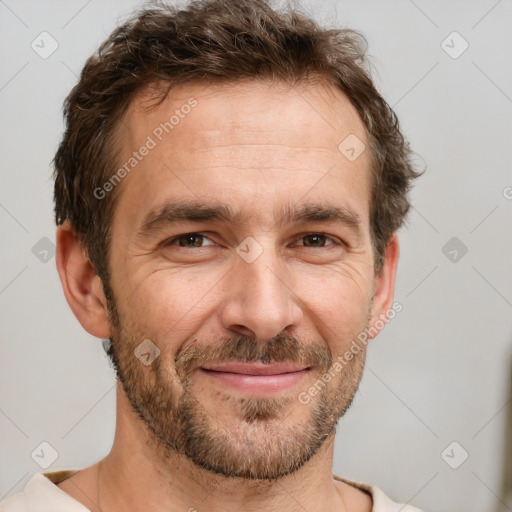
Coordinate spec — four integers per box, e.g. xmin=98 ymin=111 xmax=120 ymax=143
xmin=137 ymin=199 xmax=363 ymax=239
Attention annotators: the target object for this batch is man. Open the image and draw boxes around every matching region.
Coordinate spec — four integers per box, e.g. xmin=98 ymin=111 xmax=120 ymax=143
xmin=1 ymin=0 xmax=424 ymax=510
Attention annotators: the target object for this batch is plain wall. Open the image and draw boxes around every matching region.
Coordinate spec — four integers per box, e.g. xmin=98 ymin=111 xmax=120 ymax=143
xmin=1 ymin=1 xmax=511 ymax=511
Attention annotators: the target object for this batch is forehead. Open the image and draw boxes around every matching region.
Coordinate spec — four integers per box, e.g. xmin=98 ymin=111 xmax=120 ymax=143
xmin=124 ymin=79 xmax=367 ymax=149
xmin=111 ymin=79 xmax=372 ymax=229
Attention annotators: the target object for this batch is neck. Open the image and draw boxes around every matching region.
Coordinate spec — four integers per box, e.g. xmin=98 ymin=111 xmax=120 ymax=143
xmin=60 ymin=382 xmax=371 ymax=512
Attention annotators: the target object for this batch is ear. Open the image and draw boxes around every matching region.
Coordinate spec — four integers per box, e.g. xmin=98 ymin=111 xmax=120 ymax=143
xmin=56 ymin=222 xmax=111 ymax=339
xmin=367 ymin=232 xmax=400 ymax=339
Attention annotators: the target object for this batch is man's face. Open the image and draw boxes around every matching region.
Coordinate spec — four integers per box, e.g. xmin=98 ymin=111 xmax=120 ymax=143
xmin=106 ymin=80 xmax=378 ymax=480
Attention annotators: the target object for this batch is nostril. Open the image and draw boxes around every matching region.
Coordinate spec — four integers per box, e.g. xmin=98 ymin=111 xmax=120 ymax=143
xmin=230 ymin=325 xmax=255 ymax=338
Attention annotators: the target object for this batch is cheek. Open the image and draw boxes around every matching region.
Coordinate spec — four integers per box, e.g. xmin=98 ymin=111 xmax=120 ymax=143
xmin=295 ymin=266 xmax=372 ymax=356
xmin=113 ymin=266 xmax=224 ymax=342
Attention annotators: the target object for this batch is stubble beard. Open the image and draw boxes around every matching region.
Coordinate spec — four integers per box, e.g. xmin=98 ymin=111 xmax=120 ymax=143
xmin=106 ymin=297 xmax=369 ymax=481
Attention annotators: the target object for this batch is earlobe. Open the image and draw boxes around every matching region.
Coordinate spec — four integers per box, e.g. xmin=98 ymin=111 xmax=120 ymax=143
xmin=368 ymin=232 xmax=400 ymax=339
xmin=56 ymin=222 xmax=111 ymax=339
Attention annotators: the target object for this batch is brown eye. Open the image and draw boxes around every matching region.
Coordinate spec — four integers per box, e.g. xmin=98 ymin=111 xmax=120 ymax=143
xmin=168 ymin=233 xmax=213 ymax=248
xmin=299 ymin=234 xmax=333 ymax=247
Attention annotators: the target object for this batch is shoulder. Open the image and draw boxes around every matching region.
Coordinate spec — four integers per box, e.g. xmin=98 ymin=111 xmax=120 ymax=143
xmin=0 ymin=491 xmax=26 ymax=512
xmin=0 ymin=471 xmax=87 ymax=512
xmin=333 ymin=474 xmax=424 ymax=512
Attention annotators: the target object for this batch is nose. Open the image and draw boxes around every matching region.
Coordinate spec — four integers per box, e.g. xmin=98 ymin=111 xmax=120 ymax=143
xmin=219 ymin=251 xmax=303 ymax=342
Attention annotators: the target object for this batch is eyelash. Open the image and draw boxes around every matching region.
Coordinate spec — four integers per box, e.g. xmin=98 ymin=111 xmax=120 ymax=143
xmin=164 ymin=232 xmax=342 ymax=249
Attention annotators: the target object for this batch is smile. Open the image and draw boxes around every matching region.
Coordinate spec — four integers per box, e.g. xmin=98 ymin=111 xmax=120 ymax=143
xmin=199 ymin=362 xmax=311 ymax=394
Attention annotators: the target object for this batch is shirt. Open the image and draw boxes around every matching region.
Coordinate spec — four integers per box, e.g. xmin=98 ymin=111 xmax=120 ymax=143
xmin=0 ymin=470 xmax=423 ymax=512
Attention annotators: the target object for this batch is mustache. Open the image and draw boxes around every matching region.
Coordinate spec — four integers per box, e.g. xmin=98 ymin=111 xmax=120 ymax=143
xmin=174 ymin=332 xmax=332 ymax=379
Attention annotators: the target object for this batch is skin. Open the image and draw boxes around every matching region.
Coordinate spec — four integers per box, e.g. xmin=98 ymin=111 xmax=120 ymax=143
xmin=55 ymin=80 xmax=400 ymax=512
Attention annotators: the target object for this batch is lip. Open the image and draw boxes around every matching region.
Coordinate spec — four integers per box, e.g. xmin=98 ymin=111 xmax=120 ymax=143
xmin=200 ymin=361 xmax=309 ymax=375
xmin=199 ymin=362 xmax=311 ymax=394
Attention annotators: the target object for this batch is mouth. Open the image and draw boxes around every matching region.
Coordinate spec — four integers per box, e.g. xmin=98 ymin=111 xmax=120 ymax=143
xmin=199 ymin=362 xmax=311 ymax=394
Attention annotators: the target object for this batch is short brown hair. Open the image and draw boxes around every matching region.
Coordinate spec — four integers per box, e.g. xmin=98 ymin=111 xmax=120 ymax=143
xmin=53 ymin=0 xmax=422 ymax=284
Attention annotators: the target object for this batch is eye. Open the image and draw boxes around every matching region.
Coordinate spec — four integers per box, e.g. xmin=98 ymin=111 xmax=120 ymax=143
xmin=165 ymin=233 xmax=215 ymax=248
xmin=295 ymin=234 xmax=337 ymax=248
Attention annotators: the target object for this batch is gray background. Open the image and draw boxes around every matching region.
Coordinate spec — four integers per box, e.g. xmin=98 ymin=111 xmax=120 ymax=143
xmin=1 ymin=1 xmax=511 ymax=511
